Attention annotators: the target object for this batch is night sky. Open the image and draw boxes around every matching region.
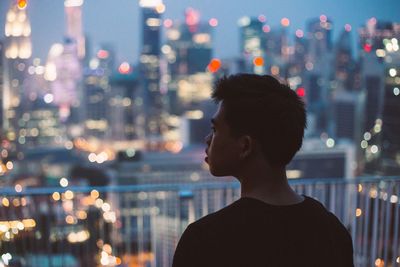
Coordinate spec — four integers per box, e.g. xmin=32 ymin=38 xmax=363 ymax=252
xmin=1 ymin=0 xmax=400 ymax=64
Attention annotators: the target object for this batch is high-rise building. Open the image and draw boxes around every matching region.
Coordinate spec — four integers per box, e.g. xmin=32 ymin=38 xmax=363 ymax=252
xmin=0 ymin=41 xmax=4 ymax=134
xmin=306 ymin=15 xmax=333 ymax=64
xmin=109 ymin=68 xmax=141 ymax=141
xmin=139 ymin=0 xmax=167 ymax=141
xmin=303 ymin=16 xmax=333 ymax=135
xmin=331 ymin=91 xmax=360 ymax=141
xmin=45 ymin=41 xmax=82 ymax=124
xmin=379 ymin=37 xmax=400 ymax=175
xmin=83 ymin=46 xmax=114 ymax=139
xmin=238 ymin=16 xmax=265 ymax=74
xmin=163 ymin=8 xmax=214 ymax=115
xmin=64 ymin=0 xmax=85 ymax=60
xmin=334 ymin=26 xmax=355 ymax=91
xmin=3 ymin=1 xmax=32 ymax=151
xmin=358 ymin=20 xmax=400 ymax=175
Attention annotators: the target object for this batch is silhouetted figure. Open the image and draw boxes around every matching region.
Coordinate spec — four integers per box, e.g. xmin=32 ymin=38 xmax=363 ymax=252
xmin=173 ymin=74 xmax=354 ymax=267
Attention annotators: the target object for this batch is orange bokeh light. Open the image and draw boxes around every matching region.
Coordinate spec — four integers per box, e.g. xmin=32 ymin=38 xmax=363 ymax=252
xmin=253 ymin=57 xmax=264 ymax=66
xmin=281 ymin=18 xmax=290 ymax=27
xmin=118 ymin=62 xmax=131 ymax=74
xmin=18 ymin=0 xmax=27 ymax=9
xmin=208 ymin=58 xmax=221 ymax=73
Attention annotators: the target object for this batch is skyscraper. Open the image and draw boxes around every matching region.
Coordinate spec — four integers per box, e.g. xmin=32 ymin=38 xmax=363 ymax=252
xmin=139 ymin=0 xmax=167 ymax=141
xmin=334 ymin=26 xmax=355 ymax=91
xmin=3 ymin=1 xmax=32 ymax=150
xmin=64 ymin=0 xmax=85 ymax=60
xmin=303 ymin=16 xmax=333 ymax=135
xmin=0 ymin=41 xmax=4 ymax=134
xmin=238 ymin=16 xmax=265 ymax=74
xmin=379 ymin=35 xmax=400 ymax=175
xmin=163 ymin=8 xmax=214 ymax=115
xmin=358 ymin=20 xmax=400 ymax=175
xmin=83 ymin=46 xmax=114 ymax=139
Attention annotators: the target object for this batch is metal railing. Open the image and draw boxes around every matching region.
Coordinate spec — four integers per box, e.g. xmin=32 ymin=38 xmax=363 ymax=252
xmin=0 ymin=176 xmax=399 ymax=267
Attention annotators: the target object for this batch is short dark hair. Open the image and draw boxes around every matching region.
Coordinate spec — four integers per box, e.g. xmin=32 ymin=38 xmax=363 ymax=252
xmin=212 ymin=74 xmax=307 ymax=167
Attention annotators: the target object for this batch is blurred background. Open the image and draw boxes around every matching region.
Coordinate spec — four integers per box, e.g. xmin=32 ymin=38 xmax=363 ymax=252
xmin=0 ymin=0 xmax=399 ymax=266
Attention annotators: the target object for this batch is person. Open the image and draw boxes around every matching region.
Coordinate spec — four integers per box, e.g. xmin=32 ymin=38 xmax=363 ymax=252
xmin=172 ymin=74 xmax=354 ymax=267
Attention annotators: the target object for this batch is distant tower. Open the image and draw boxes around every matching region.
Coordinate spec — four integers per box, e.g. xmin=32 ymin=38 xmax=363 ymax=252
xmin=238 ymin=16 xmax=265 ymax=74
xmin=303 ymin=15 xmax=333 ymax=135
xmin=164 ymin=8 xmax=214 ymax=115
xmin=380 ymin=50 xmax=400 ymax=175
xmin=139 ymin=0 xmax=167 ymax=142
xmin=3 ymin=0 xmax=32 ymax=150
xmin=357 ymin=20 xmax=400 ymax=175
xmin=0 ymin=41 xmax=4 ymax=134
xmin=334 ymin=26 xmax=354 ymax=91
xmin=83 ymin=45 xmax=114 ymax=139
xmin=64 ymin=0 xmax=85 ymax=59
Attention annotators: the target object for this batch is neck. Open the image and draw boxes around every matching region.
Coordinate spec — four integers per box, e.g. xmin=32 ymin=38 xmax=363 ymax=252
xmin=237 ymin=159 xmax=303 ymax=205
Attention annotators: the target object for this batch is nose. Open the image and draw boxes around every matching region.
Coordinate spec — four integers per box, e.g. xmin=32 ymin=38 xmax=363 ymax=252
xmin=204 ymin=132 xmax=212 ymax=145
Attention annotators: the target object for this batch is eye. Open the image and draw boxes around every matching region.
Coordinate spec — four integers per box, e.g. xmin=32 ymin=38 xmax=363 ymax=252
xmin=211 ymin=126 xmax=216 ymax=132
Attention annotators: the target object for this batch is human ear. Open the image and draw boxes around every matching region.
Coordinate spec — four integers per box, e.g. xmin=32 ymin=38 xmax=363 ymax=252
xmin=239 ymin=135 xmax=254 ymax=159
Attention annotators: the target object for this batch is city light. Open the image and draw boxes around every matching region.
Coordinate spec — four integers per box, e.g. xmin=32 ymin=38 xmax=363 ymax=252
xmin=258 ymin=14 xmax=266 ymax=23
xmin=15 ymin=184 xmax=22 ymax=193
xmin=17 ymin=0 xmax=27 ymax=10
xmin=52 ymin=192 xmax=61 ymax=201
xmin=253 ymin=56 xmax=264 ymax=66
xmin=209 ymin=18 xmax=218 ymax=27
xmin=60 ymin=177 xmax=69 ymax=187
xmin=118 ymin=62 xmax=131 ymax=74
xmin=344 ymin=24 xmax=352 ymax=32
xmin=262 ymin=25 xmax=271 ymax=33
xmin=389 ymin=68 xmax=397 ymax=77
xmin=326 ymin=138 xmax=335 ymax=148
xmin=356 ymin=208 xmax=362 ymax=217
xmin=97 ymin=49 xmax=109 ymax=59
xmin=295 ymin=29 xmax=304 ymax=38
xmin=281 ymin=17 xmax=290 ymax=27
xmin=163 ymin=18 xmax=173 ymax=28
xmin=207 ymin=58 xmax=221 ymax=73
xmin=296 ymin=87 xmax=306 ymax=97
xmin=237 ymin=16 xmax=250 ymax=27
xmin=363 ymin=43 xmax=372 ymax=53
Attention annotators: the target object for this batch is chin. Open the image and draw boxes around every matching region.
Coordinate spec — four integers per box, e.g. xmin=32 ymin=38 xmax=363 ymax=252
xmin=209 ymin=166 xmax=231 ymax=177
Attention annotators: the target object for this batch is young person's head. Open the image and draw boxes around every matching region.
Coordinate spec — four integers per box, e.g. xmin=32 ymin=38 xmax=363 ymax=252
xmin=205 ymin=74 xmax=307 ymax=177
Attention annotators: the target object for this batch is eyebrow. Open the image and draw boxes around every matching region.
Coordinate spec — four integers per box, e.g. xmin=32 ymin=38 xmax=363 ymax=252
xmin=211 ymin=118 xmax=216 ymax=125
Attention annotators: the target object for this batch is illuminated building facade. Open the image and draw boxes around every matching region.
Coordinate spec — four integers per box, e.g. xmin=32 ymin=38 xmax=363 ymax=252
xmin=331 ymin=91 xmax=359 ymax=141
xmin=163 ymin=8 xmax=214 ymax=114
xmin=358 ymin=20 xmax=400 ymax=175
xmin=139 ymin=0 xmax=167 ymax=141
xmin=379 ymin=33 xmax=400 ymax=175
xmin=83 ymin=46 xmax=114 ymax=139
xmin=3 ymin=1 xmax=32 ymax=151
xmin=303 ymin=16 xmax=333 ymax=135
xmin=16 ymin=58 xmax=65 ymax=148
xmin=109 ymin=70 xmax=140 ymax=141
xmin=0 ymin=41 xmax=3 ymax=134
xmin=64 ymin=0 xmax=85 ymax=60
xmin=238 ymin=16 xmax=265 ymax=74
xmin=334 ymin=27 xmax=355 ymax=91
xmin=45 ymin=41 xmax=82 ymax=125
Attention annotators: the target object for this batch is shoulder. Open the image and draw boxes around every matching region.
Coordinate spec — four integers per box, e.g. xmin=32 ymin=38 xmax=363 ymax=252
xmin=191 ymin=198 xmax=243 ymax=229
xmin=304 ymin=196 xmax=354 ymax=266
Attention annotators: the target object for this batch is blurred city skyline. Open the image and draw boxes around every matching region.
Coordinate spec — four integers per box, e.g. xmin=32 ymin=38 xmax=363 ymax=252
xmin=1 ymin=0 xmax=400 ymax=63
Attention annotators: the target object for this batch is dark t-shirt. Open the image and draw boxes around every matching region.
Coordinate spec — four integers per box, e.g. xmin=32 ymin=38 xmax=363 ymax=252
xmin=172 ymin=196 xmax=354 ymax=267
